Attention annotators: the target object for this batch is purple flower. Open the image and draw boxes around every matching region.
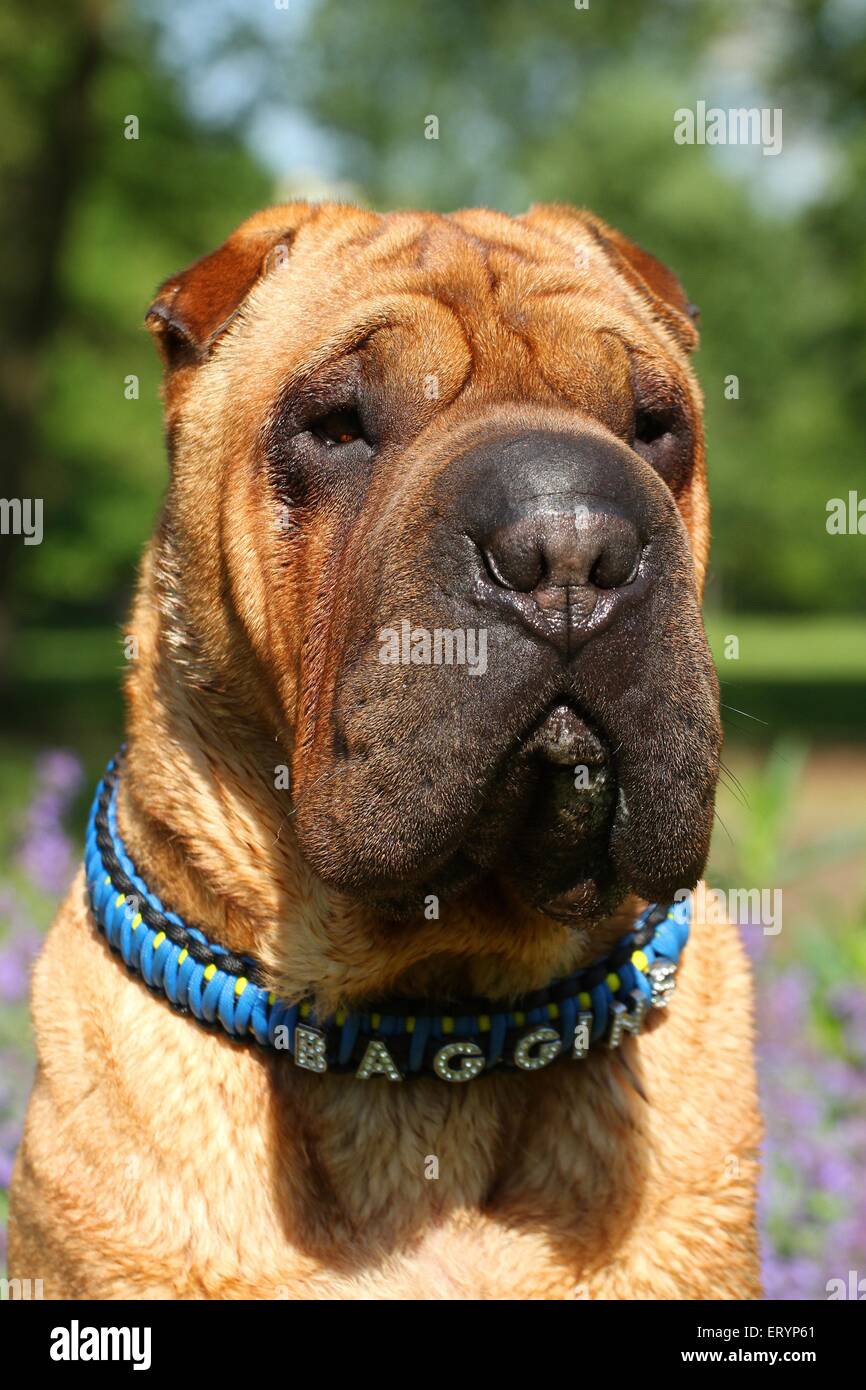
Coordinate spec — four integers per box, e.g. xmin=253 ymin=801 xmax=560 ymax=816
xmin=827 ymin=984 xmax=866 ymax=1061
xmin=752 ymin=934 xmax=866 ymax=1299
xmin=15 ymin=748 xmax=83 ymax=895
xmin=740 ymin=922 xmax=770 ymax=963
xmin=0 ymin=926 xmax=41 ymax=1004
xmin=36 ymin=749 xmax=84 ymax=797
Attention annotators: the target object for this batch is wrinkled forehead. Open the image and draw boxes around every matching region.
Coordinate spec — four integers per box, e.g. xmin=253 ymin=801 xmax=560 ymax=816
xmin=224 ymin=209 xmax=681 ymax=411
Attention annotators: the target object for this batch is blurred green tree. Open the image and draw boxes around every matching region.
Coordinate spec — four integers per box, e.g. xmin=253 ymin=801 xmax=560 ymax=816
xmin=0 ymin=0 xmax=270 ymax=662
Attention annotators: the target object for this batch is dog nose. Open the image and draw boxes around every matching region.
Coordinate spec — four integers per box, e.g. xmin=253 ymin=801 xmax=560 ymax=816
xmin=482 ymin=508 xmax=642 ymax=594
xmin=451 ymin=428 xmax=658 ymax=658
xmin=479 ymin=508 xmax=644 ymax=657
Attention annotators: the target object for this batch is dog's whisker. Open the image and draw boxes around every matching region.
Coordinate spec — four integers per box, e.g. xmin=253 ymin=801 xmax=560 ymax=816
xmin=719 ymin=759 xmax=749 ymax=802
xmin=719 ymin=700 xmax=769 ymax=726
xmin=712 ymin=807 xmax=735 ymax=846
xmin=718 ymin=768 xmax=749 ymax=811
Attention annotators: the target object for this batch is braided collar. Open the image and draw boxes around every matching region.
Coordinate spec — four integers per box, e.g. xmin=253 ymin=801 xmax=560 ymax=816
xmin=85 ymin=756 xmax=689 ymax=1083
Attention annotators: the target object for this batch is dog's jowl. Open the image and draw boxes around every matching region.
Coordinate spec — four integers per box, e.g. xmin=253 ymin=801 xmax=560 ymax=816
xmin=9 ymin=203 xmax=760 ymax=1300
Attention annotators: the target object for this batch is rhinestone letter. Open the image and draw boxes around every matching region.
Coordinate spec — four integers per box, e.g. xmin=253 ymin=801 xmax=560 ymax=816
xmin=355 ymin=1039 xmax=402 ymax=1082
xmin=607 ymin=990 xmax=650 ymax=1049
xmin=432 ymin=1040 xmax=485 ymax=1083
xmin=294 ymin=1023 xmax=328 ymax=1073
xmin=513 ymin=1026 xmax=562 ymax=1071
xmin=648 ymin=957 xmax=678 ymax=1008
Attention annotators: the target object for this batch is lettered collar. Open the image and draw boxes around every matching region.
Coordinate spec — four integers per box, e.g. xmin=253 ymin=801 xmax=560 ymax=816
xmin=87 ymin=756 xmax=688 ymax=1083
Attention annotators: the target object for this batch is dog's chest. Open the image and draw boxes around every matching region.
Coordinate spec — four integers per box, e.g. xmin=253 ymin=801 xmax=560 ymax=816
xmin=272 ymin=1217 xmax=596 ymax=1300
xmin=159 ymin=1064 xmax=643 ymax=1300
xmin=15 ymin=897 xmax=761 ymax=1299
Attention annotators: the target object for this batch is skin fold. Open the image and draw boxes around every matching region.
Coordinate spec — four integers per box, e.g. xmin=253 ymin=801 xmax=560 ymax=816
xmin=9 ymin=202 xmax=761 ymax=1299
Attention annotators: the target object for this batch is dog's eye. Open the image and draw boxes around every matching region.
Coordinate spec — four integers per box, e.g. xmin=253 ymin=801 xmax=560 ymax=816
xmin=311 ymin=409 xmax=365 ymax=446
xmin=632 ymin=402 xmax=692 ymax=491
xmin=634 ymin=408 xmax=673 ymax=446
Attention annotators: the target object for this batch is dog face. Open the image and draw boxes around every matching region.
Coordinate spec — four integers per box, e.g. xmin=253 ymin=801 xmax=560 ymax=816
xmin=146 ymin=202 xmax=720 ymax=929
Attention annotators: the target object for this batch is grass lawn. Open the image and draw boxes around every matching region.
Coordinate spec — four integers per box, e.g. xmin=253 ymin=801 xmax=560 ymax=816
xmin=704 ymin=615 xmax=866 ymax=680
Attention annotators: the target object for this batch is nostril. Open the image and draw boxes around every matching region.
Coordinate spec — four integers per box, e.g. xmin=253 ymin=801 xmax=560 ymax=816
xmin=588 ymin=554 xmax=611 ymax=589
xmin=588 ymin=539 xmax=642 ymax=590
xmin=577 ymin=510 xmax=642 ymax=589
xmin=480 ymin=544 xmax=509 ymax=590
xmin=481 ymin=537 xmax=544 ymax=593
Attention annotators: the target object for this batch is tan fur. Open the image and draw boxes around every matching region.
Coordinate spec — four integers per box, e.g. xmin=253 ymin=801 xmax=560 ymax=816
xmin=9 ymin=203 xmax=761 ymax=1298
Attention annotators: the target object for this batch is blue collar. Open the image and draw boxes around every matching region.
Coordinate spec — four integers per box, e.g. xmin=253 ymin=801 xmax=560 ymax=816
xmin=85 ymin=756 xmax=689 ymax=1083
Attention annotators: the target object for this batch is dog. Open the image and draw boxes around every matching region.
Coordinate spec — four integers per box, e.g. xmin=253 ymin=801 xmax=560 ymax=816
xmin=9 ymin=202 xmax=761 ymax=1299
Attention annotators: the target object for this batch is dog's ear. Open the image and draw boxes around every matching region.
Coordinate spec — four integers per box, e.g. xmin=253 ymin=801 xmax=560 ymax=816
xmin=523 ymin=204 xmax=700 ymax=353
xmin=145 ymin=203 xmax=317 ymax=371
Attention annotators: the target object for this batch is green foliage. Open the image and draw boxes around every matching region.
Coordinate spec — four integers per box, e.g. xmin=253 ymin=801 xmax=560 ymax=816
xmin=3 ymin=4 xmax=272 ymax=630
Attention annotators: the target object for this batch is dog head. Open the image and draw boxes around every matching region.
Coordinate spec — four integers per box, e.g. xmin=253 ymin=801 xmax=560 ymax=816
xmin=144 ymin=202 xmax=719 ymax=947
